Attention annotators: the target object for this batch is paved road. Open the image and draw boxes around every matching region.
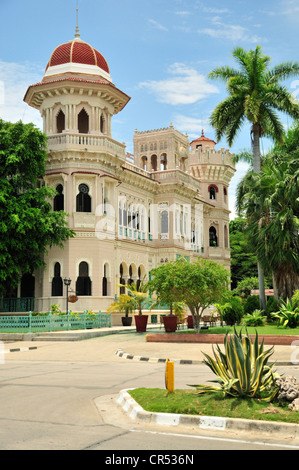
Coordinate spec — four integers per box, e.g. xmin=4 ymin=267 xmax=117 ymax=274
xmin=1 ymin=331 xmax=299 ymax=452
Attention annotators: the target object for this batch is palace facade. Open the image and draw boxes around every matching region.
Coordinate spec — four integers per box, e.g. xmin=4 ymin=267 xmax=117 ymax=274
xmin=21 ymin=32 xmax=235 ymax=322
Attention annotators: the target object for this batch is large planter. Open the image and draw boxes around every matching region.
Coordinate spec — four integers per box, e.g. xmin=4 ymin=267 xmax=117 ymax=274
xmin=163 ymin=315 xmax=178 ymax=333
xmin=134 ymin=315 xmax=148 ymax=332
xmin=121 ymin=316 xmax=132 ymax=326
xmin=187 ymin=315 xmax=194 ymax=329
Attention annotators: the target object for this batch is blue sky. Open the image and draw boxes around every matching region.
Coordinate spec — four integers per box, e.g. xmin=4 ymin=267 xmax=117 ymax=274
xmin=0 ymin=0 xmax=298 ymax=218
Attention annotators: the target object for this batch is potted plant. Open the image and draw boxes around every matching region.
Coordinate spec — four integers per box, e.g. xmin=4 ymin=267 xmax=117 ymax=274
xmin=125 ymin=277 xmax=152 ymax=332
xmin=107 ymin=294 xmax=136 ymax=326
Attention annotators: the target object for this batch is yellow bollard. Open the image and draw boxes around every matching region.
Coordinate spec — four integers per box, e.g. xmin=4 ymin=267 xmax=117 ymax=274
xmin=165 ymin=359 xmax=174 ymax=393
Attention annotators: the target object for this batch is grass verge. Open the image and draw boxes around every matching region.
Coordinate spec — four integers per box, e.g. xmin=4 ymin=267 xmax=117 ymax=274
xmin=129 ymin=388 xmax=299 ymax=424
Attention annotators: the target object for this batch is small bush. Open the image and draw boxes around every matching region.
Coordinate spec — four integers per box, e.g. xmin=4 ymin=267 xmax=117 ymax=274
xmin=292 ymin=290 xmax=299 ymax=308
xmin=243 ymin=309 xmax=267 ymax=327
xmin=272 ymin=299 xmax=299 ymax=328
xmin=266 ymin=296 xmax=280 ymax=318
xmin=222 ymin=296 xmax=244 ymax=326
xmin=244 ymin=295 xmax=260 ymax=314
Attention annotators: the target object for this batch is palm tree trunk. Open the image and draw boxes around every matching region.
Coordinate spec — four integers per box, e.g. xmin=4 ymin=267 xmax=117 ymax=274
xmin=252 ymin=124 xmax=267 ymax=311
xmin=274 ymin=264 xmax=299 ymax=302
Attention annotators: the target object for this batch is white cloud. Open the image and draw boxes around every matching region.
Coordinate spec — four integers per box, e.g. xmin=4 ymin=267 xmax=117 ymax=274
xmin=198 ymin=17 xmax=263 ymax=43
xmin=201 ymin=6 xmax=229 ymax=14
xmin=173 ymin=114 xmax=210 ymax=135
xmin=139 ymin=63 xmax=219 ymax=106
xmin=0 ymin=60 xmax=43 ymax=129
xmin=148 ymin=19 xmax=168 ymax=31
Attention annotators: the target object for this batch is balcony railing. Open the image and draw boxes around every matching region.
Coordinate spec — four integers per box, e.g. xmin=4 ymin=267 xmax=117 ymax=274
xmin=47 ymin=133 xmax=126 ymax=157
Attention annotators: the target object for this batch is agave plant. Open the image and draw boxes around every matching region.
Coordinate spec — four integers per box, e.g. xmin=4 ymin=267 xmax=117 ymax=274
xmin=190 ymin=328 xmax=279 ymax=401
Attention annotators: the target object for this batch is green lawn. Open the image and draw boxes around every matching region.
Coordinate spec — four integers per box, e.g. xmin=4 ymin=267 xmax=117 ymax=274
xmin=181 ymin=325 xmax=299 ymax=335
xmin=129 ymin=388 xmax=299 ymax=424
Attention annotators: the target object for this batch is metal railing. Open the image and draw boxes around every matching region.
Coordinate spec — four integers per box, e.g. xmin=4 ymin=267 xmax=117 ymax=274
xmin=0 ymin=297 xmax=35 ymax=313
xmin=0 ymin=311 xmax=111 ymax=333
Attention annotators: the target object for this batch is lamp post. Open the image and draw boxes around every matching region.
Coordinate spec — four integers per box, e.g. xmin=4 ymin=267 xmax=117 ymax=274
xmin=63 ymin=278 xmax=71 ymax=315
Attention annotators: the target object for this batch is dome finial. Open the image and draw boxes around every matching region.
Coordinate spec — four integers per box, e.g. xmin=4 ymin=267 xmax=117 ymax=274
xmin=75 ymin=0 xmax=80 ymax=38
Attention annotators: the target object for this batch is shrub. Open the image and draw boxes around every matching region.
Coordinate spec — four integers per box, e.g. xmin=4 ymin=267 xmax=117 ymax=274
xmin=292 ymin=290 xmax=299 ymax=308
xmin=243 ymin=295 xmax=260 ymax=314
xmin=272 ymin=298 xmax=299 ymax=328
xmin=266 ymin=296 xmax=280 ymax=316
xmin=222 ymin=296 xmax=244 ymax=326
xmin=50 ymin=304 xmax=62 ymax=315
xmin=243 ymin=309 xmax=267 ymax=327
xmin=233 ymin=277 xmax=260 ymax=299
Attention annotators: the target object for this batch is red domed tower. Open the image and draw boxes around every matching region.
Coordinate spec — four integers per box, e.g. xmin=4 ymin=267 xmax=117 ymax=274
xmin=23 ymin=27 xmax=131 ymax=313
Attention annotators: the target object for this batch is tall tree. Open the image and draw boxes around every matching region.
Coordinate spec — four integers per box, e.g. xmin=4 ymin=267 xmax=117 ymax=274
xmin=229 ymin=217 xmax=258 ymax=289
xmin=209 ymin=45 xmax=299 ymax=309
xmin=0 ymin=120 xmax=74 ymax=295
xmin=236 ymin=147 xmax=299 ymax=301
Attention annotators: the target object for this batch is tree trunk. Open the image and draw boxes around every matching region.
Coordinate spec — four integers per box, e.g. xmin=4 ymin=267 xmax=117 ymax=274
xmin=274 ymin=264 xmax=299 ymax=302
xmin=190 ymin=307 xmax=201 ymax=334
xmin=252 ymin=123 xmax=267 ymax=311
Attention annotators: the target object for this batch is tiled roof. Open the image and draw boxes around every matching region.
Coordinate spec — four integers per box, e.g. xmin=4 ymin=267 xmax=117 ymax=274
xmin=46 ymin=39 xmax=109 ymax=73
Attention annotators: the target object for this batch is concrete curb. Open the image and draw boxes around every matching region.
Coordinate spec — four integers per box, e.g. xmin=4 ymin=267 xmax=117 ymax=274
xmin=115 ymin=348 xmax=294 ymax=366
xmin=116 ymin=388 xmax=299 ymax=441
xmin=4 ymin=346 xmax=38 ymax=354
xmin=115 ymin=348 xmax=202 ymax=365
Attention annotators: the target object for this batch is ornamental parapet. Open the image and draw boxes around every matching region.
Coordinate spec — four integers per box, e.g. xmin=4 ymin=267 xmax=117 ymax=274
xmin=47 ymin=133 xmax=126 ymax=157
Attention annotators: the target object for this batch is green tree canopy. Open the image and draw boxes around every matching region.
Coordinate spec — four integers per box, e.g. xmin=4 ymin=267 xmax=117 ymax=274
xmin=229 ymin=217 xmax=258 ymax=289
xmin=0 ymin=119 xmax=74 ymax=295
xmin=236 ymin=127 xmax=299 ymax=300
xmin=149 ymin=258 xmax=229 ymax=333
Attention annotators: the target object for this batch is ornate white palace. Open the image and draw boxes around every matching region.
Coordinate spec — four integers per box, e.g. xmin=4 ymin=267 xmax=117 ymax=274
xmin=19 ymin=29 xmax=236 ymax=322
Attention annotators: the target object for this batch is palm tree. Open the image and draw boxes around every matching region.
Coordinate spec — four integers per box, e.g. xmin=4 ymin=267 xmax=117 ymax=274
xmin=124 ymin=276 xmax=151 ymax=316
xmin=209 ymin=45 xmax=299 ymax=309
xmin=236 ymin=150 xmax=299 ymax=301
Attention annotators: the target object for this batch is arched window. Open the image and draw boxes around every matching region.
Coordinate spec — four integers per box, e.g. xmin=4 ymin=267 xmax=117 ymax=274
xmin=54 ymin=184 xmax=64 ymax=211
xmin=128 ymin=265 xmax=133 ymax=285
xmin=136 ymin=266 xmax=142 ymax=290
xmin=123 ymin=201 xmax=127 ymax=227
xmin=209 ymin=226 xmax=218 ymax=247
xmin=78 ymin=108 xmax=89 ymax=134
xmin=160 ymin=153 xmax=167 ymax=170
xmin=102 ymin=263 xmax=108 ymax=296
xmin=141 ymin=156 xmax=147 ymax=170
xmin=76 ymin=184 xmax=91 ymax=212
xmin=56 ymin=110 xmax=65 ymax=134
xmin=151 ymin=155 xmax=157 ymax=171
xmin=224 ymin=225 xmax=229 ymax=248
xmin=161 ymin=210 xmax=169 ymax=234
xmin=120 ymin=264 xmax=126 ymax=294
xmin=118 ymin=200 xmax=123 ymax=226
xmin=76 ymin=261 xmax=92 ymax=296
xmin=52 ymin=262 xmax=63 ymax=296
xmin=224 ymin=187 xmax=227 ymax=203
xmin=208 ymin=184 xmax=218 ymax=200
xmin=210 ymin=187 xmax=216 ymax=200
xmin=100 ymin=114 xmax=106 ymax=134
xmin=20 ymin=273 xmax=35 ymax=298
